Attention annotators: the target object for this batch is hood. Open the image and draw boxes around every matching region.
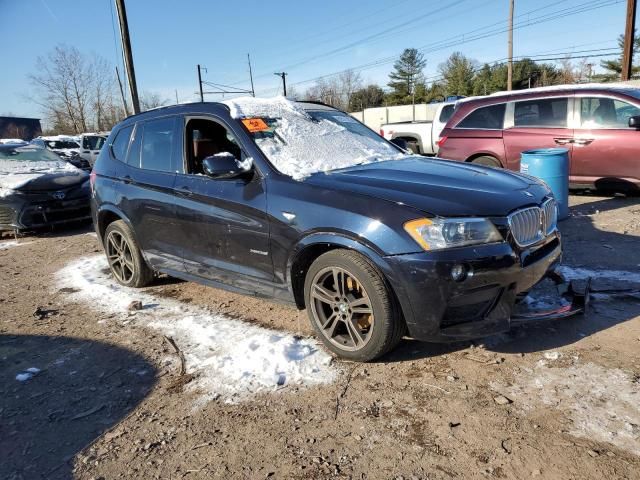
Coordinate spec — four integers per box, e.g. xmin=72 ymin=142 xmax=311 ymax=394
xmin=304 ymin=157 xmax=550 ymax=217
xmin=0 ymin=159 xmax=86 ymax=195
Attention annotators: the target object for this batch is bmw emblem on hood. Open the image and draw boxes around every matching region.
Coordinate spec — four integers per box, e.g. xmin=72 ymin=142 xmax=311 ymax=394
xmin=52 ymin=191 xmax=66 ymax=200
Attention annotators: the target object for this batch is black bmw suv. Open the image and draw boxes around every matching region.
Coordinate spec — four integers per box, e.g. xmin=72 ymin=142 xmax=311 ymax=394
xmin=91 ymin=98 xmax=561 ymax=361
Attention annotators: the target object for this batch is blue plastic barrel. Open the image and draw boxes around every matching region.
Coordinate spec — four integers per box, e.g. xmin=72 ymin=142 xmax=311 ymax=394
xmin=520 ymin=148 xmax=569 ymax=220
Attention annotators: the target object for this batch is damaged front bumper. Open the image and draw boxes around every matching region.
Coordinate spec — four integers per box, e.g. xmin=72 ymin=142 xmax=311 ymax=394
xmin=512 ymin=271 xmax=590 ymax=323
xmin=387 ymin=232 xmax=589 ymax=343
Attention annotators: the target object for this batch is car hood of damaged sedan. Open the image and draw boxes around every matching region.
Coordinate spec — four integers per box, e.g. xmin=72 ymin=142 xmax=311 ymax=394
xmin=0 ymin=159 xmax=86 ymax=196
xmin=304 ymin=156 xmax=551 ymax=217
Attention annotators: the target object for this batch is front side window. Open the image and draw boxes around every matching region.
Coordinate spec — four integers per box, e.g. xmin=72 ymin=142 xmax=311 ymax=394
xmin=458 ymin=103 xmax=505 ymax=129
xmin=580 ymin=97 xmax=640 ymax=128
xmin=111 ymin=125 xmax=133 ymax=162
xmin=185 ymin=118 xmax=244 ymax=175
xmin=140 ymin=117 xmax=176 ymax=172
xmin=83 ymin=135 xmax=107 ymax=150
xmin=514 ymin=98 xmax=568 ymax=128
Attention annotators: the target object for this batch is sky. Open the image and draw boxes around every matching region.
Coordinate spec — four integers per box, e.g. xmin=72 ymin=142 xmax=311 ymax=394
xmin=0 ymin=0 xmax=632 ymax=120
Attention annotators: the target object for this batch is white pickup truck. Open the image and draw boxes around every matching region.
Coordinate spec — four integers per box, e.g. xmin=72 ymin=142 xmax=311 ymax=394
xmin=380 ymin=102 xmax=456 ymax=155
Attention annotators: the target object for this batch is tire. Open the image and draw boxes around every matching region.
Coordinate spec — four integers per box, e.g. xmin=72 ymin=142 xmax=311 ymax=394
xmin=406 ymin=140 xmax=420 ymax=155
xmin=103 ymin=220 xmax=154 ymax=288
xmin=303 ymin=249 xmax=405 ymax=362
xmin=471 ymin=156 xmax=502 ymax=168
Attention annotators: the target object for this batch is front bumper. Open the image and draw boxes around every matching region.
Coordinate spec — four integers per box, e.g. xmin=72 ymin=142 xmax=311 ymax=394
xmin=387 ymin=232 xmax=563 ymax=342
xmin=0 ymin=194 xmax=91 ymax=231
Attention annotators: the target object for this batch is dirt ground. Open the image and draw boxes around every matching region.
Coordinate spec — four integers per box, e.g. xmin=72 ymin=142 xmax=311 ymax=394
xmin=1 ymin=193 xmax=639 ymax=480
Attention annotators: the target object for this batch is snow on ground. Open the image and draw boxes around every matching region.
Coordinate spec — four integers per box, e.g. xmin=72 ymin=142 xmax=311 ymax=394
xmin=559 ymin=265 xmax=640 ymax=285
xmin=56 ymin=255 xmax=337 ymax=403
xmin=495 ymin=360 xmax=640 ymax=455
xmin=0 ymin=240 xmax=33 ymax=250
xmin=223 ymin=96 xmax=407 ymax=179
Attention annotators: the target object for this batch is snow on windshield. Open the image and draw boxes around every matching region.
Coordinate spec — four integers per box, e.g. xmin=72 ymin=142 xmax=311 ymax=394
xmin=223 ymin=96 xmax=407 ymax=180
xmin=0 ymin=148 xmax=80 ymax=196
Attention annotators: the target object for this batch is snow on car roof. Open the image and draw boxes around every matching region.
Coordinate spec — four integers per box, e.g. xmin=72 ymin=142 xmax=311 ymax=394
xmin=0 ymin=139 xmax=27 ymax=145
xmin=222 ymin=95 xmax=311 ymax=119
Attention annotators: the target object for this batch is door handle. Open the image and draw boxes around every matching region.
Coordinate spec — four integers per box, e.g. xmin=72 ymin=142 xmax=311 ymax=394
xmin=573 ymin=138 xmax=594 ymax=146
xmin=553 ymin=138 xmax=573 ymax=145
xmin=122 ymin=175 xmax=132 ymax=184
xmin=175 ymin=186 xmax=193 ymax=197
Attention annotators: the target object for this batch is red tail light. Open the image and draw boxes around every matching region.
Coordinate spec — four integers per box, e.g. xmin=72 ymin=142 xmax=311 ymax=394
xmin=379 ymin=128 xmax=384 ymax=137
xmin=437 ymin=136 xmax=448 ymax=147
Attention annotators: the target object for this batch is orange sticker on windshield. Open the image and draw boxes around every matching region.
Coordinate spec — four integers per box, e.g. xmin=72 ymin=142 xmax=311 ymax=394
xmin=242 ymin=118 xmax=269 ymax=132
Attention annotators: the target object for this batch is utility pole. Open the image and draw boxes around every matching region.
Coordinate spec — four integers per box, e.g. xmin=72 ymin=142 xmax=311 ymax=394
xmin=197 ymin=65 xmax=204 ymax=102
xmin=248 ymin=54 xmax=256 ymax=97
xmin=274 ymin=72 xmax=287 ymax=96
xmin=622 ymin=0 xmax=637 ymax=81
xmin=114 ymin=0 xmax=140 ymax=114
xmin=115 ymin=66 xmax=130 ymax=116
xmin=175 ymin=89 xmax=179 ymax=104
xmin=507 ymin=0 xmax=514 ymax=91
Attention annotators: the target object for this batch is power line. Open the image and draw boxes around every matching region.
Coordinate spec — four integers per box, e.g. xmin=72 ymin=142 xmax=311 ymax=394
xmin=247 ymin=0 xmax=576 ymax=89
xmin=272 ymin=0 xmax=622 ymax=93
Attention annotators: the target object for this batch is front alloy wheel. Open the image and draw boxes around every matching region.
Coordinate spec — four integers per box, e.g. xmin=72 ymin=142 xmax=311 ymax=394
xmin=310 ymin=266 xmax=375 ymax=351
xmin=304 ymin=250 xmax=405 ymax=361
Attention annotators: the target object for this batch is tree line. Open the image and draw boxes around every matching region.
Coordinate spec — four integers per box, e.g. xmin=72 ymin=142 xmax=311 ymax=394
xmin=304 ymin=34 xmax=639 ymax=112
xmin=26 ymin=35 xmax=638 ymax=134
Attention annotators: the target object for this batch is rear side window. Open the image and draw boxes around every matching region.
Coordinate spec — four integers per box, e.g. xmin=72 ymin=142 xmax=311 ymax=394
xmin=514 ymin=98 xmax=568 ymax=127
xmin=439 ymin=104 xmax=455 ymax=123
xmin=140 ymin=117 xmax=176 ymax=172
xmin=111 ymin=125 xmax=133 ymax=162
xmin=458 ymin=103 xmax=505 ymax=129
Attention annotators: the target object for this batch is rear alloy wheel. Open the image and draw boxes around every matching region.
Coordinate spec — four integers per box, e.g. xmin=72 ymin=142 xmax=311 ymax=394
xmin=104 ymin=220 xmax=153 ymax=288
xmin=304 ymin=250 xmax=405 ymax=361
xmin=471 ymin=155 xmax=502 ymax=168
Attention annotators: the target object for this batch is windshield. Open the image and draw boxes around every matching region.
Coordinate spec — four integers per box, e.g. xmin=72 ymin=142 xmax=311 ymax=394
xmin=227 ymin=97 xmax=408 ymax=179
xmin=0 ymin=146 xmax=64 ymax=163
xmin=0 ymin=146 xmax=78 ymax=176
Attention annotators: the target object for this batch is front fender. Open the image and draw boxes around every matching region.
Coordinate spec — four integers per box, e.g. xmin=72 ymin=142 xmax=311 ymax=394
xmin=285 ymin=232 xmax=415 ymax=326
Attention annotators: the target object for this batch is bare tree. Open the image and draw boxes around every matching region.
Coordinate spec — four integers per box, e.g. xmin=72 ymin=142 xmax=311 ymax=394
xmin=140 ymin=92 xmax=169 ymax=111
xmin=305 ymin=69 xmax=362 ymax=110
xmin=28 ymin=45 xmax=124 ymax=133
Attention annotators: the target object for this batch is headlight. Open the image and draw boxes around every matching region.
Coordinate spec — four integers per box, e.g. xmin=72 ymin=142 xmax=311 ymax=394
xmin=404 ymin=217 xmax=503 ymax=251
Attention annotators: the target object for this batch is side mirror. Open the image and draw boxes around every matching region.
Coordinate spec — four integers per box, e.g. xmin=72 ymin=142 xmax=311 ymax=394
xmin=202 ymin=153 xmax=248 ymax=179
xmin=390 ymin=138 xmax=408 ymax=150
xmin=629 ymin=116 xmax=640 ymax=129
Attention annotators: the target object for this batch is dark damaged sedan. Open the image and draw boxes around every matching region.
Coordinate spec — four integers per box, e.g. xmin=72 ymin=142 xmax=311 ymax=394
xmin=0 ymin=145 xmax=91 ymax=232
xmin=91 ymin=98 xmax=562 ymax=361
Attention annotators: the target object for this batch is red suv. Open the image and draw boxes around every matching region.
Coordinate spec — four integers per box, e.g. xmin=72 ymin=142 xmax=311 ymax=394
xmin=438 ymin=86 xmax=640 ymax=190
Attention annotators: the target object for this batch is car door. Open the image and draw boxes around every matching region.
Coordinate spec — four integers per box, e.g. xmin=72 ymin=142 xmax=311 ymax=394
xmin=571 ymin=95 xmax=640 ymax=187
xmin=172 ymin=115 xmax=273 ymax=294
xmin=119 ymin=116 xmax=185 ymax=272
xmin=503 ymin=96 xmax=574 ymax=171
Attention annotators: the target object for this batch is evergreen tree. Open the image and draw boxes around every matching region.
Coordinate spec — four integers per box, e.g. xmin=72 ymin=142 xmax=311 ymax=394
xmin=387 ymin=48 xmax=427 ymax=104
xmin=599 ymin=33 xmax=640 ymax=81
xmin=438 ymin=52 xmax=477 ymax=96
